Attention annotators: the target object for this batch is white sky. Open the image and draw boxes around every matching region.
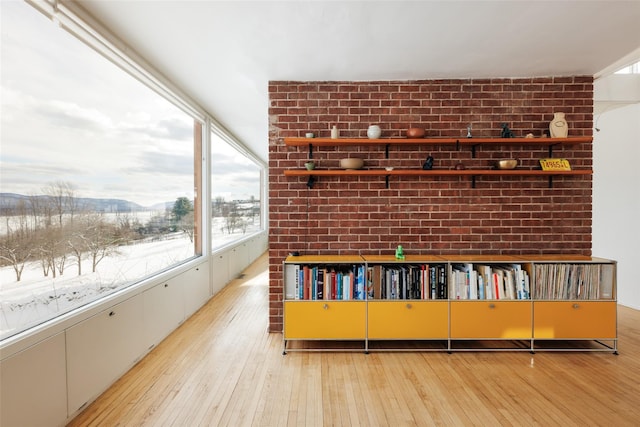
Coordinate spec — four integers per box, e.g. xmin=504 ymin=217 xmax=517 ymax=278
xmin=1 ymin=1 xmax=260 ymax=207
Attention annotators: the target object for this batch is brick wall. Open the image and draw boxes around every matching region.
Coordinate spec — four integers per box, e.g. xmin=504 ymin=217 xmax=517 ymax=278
xmin=267 ymin=77 xmax=593 ymax=332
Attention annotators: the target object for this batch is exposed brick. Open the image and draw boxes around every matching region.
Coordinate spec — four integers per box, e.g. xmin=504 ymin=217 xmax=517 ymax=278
xmin=267 ymin=76 xmax=594 ymax=331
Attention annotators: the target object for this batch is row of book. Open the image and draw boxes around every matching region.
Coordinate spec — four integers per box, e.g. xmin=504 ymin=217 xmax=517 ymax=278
xmin=366 ymin=264 xmax=448 ymax=300
xmin=451 ymin=263 xmax=530 ymax=300
xmin=286 ymin=262 xmax=613 ymax=301
xmin=532 ymin=263 xmax=615 ymax=300
xmin=291 ymin=264 xmax=366 ymax=300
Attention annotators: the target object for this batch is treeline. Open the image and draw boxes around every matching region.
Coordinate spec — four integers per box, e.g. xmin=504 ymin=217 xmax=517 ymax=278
xmin=0 ymin=182 xmax=194 ymax=282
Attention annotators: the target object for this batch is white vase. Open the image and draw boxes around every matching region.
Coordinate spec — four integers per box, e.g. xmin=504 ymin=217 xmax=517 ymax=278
xmin=367 ymin=125 xmax=381 ymax=139
xmin=331 ymin=125 xmax=339 ymax=139
xmin=549 ymin=112 xmax=568 ymax=138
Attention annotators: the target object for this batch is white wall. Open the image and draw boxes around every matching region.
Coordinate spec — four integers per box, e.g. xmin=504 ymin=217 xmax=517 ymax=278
xmin=592 ymin=102 xmax=640 ymax=310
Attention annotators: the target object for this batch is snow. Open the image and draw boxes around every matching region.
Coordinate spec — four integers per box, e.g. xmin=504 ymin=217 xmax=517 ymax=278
xmin=1 ymin=221 xmax=261 ymax=340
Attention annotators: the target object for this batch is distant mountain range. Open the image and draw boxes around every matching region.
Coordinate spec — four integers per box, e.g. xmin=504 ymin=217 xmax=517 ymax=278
xmin=0 ymin=193 xmax=170 ymax=213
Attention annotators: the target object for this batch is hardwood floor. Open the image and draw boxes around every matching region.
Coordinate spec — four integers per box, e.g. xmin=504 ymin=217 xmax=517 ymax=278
xmin=68 ymin=252 xmax=640 ymax=426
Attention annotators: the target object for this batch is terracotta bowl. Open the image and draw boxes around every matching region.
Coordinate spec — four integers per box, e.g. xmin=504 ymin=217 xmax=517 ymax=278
xmin=406 ymin=127 xmax=425 ymax=138
xmin=340 ymin=158 xmax=364 ymax=170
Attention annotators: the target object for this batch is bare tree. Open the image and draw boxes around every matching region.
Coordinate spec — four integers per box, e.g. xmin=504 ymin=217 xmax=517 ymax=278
xmin=35 ymin=226 xmax=65 ymax=278
xmin=0 ymin=229 xmax=33 ymax=282
xmin=82 ymin=215 xmax=121 ymax=273
xmin=67 ymin=228 xmax=88 ymax=276
xmin=43 ymin=181 xmax=77 ymax=227
xmin=28 ymin=192 xmax=53 ymax=230
xmin=177 ymin=211 xmax=195 ymax=242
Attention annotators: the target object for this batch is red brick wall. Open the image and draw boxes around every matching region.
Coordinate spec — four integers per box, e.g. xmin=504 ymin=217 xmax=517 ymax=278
xmin=267 ymin=77 xmax=593 ymax=332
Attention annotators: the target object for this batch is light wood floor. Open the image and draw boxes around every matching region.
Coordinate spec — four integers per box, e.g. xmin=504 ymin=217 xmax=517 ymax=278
xmin=69 ymin=252 xmax=640 ymax=426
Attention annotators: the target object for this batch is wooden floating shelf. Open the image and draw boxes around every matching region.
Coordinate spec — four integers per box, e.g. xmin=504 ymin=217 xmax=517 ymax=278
xmin=284 ymin=169 xmax=592 ymax=177
xmin=284 ymin=136 xmax=592 ymax=146
xmin=284 ymin=136 xmax=592 ymax=158
xmin=284 ymin=168 xmax=591 ymax=188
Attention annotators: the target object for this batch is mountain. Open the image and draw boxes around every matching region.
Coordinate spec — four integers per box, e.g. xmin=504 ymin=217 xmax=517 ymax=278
xmin=0 ymin=193 xmax=158 ymax=214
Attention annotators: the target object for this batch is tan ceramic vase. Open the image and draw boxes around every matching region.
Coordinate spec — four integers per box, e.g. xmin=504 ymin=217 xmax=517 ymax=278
xmin=549 ymin=112 xmax=568 ymax=138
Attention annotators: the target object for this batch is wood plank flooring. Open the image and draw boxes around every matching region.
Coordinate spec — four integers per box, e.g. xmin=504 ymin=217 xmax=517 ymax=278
xmin=68 ymin=252 xmax=640 ymax=426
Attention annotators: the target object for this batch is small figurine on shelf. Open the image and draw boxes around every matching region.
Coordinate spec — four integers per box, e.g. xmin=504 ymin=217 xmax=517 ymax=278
xmin=466 ymin=124 xmax=472 ymax=138
xmin=422 ymin=155 xmax=434 ymax=170
xmin=500 ymin=123 xmax=515 ymax=138
xmin=395 ymin=245 xmax=405 ymax=260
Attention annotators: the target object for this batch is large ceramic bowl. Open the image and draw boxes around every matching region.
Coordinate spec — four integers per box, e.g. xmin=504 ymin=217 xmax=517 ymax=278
xmin=340 ymin=158 xmax=364 ymax=170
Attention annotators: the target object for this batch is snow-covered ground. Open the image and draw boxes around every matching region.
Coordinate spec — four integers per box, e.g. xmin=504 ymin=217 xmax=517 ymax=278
xmin=1 ymin=220 xmax=261 ymax=340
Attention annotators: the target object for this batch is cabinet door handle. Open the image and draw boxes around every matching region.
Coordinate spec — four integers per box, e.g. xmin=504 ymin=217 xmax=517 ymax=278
xmin=164 ymin=283 xmax=169 ymax=288
xmin=109 ymin=311 xmax=116 ymax=317
xmin=406 ymin=303 xmax=412 ymax=309
xmin=323 ymin=304 xmax=329 ymax=310
xmin=572 ymin=303 xmax=580 ymax=309
xmin=488 ymin=303 xmax=496 ymax=309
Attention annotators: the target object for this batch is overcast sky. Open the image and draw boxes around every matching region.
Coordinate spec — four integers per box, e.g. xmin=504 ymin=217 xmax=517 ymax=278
xmin=1 ymin=1 xmax=260 ymax=207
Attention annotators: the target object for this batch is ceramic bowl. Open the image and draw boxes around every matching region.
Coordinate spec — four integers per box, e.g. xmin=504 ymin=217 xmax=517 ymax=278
xmin=340 ymin=158 xmax=364 ymax=170
xmin=495 ymin=159 xmax=518 ymax=169
xmin=406 ymin=127 xmax=425 ymax=138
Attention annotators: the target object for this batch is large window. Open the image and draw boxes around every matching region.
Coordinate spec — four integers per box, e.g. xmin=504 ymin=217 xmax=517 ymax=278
xmin=0 ymin=2 xmax=202 ymax=340
xmin=211 ymin=131 xmax=263 ymax=251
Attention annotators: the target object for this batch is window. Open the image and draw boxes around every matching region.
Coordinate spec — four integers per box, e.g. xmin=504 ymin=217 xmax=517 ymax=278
xmin=211 ymin=131 xmax=263 ymax=251
xmin=0 ymin=1 xmax=202 ymax=340
xmin=615 ymin=60 xmax=640 ymax=74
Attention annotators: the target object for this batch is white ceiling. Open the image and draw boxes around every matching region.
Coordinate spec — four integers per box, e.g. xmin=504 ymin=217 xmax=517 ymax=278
xmin=77 ymin=1 xmax=640 ymax=163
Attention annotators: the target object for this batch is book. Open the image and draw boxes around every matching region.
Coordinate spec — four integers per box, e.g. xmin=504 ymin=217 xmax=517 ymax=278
xmin=303 ymin=266 xmax=310 ymax=300
xmin=356 ymin=265 xmax=365 ymax=300
xmin=438 ymin=265 xmax=447 ymax=299
xmin=477 ymin=265 xmax=492 ymax=299
xmin=316 ymin=268 xmax=324 ymax=300
xmin=284 ymin=264 xmax=298 ymax=300
xmin=469 ymin=269 xmax=478 ymax=300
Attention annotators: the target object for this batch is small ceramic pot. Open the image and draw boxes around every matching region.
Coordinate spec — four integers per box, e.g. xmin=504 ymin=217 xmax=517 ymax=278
xmin=304 ymin=161 xmax=315 ymax=170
